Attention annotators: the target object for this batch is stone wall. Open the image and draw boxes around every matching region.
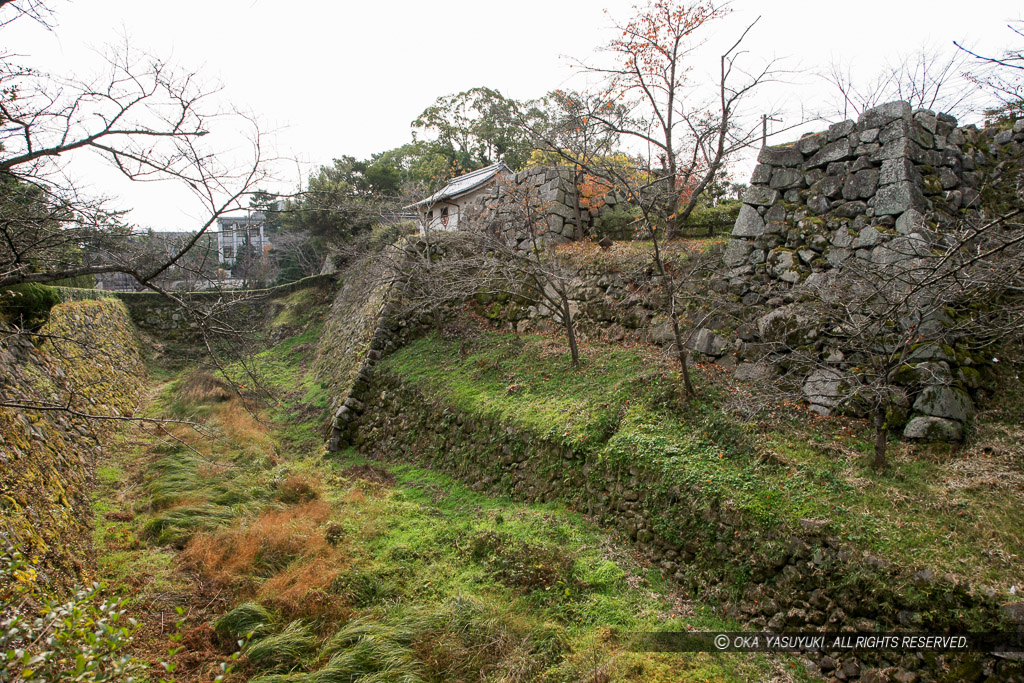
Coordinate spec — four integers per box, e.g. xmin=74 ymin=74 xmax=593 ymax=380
xmin=720 ymin=101 xmax=1024 ymax=439
xmin=461 ymin=166 xmax=632 ymax=245
xmin=315 ymin=258 xmax=401 ymax=449
xmin=350 ymin=370 xmax=1022 ymax=682
xmin=0 ymin=299 xmax=145 ymax=594
xmin=108 ymin=274 xmax=337 ymax=346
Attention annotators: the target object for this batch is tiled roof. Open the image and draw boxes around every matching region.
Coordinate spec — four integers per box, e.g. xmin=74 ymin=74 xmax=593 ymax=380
xmin=407 ymin=162 xmax=510 ymax=209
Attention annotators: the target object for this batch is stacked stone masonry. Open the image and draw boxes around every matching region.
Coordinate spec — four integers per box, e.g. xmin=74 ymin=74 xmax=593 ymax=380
xmin=461 ymin=166 xmax=629 ymax=246
xmin=723 ymin=101 xmax=1024 ymax=440
xmin=0 ymin=299 xmax=144 ymax=594
xmin=351 ymin=373 xmax=1024 ymax=682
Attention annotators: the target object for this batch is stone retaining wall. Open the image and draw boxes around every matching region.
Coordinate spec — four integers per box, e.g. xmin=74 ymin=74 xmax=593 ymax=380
xmin=0 ymin=299 xmax=144 ymax=594
xmin=720 ymin=102 xmax=1024 ymax=439
xmin=350 ymin=370 xmax=1022 ymax=682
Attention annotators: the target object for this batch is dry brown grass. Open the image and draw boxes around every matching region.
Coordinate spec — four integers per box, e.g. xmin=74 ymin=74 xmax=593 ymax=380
xmin=181 ymin=499 xmax=353 ymax=618
xmin=259 ymin=556 xmax=348 ymax=618
xmin=277 ymin=474 xmax=322 ymax=504
xmin=182 ymin=501 xmax=334 ymax=588
xmin=179 ymin=369 xmax=233 ymax=404
xmin=212 ymin=401 xmax=273 ymax=451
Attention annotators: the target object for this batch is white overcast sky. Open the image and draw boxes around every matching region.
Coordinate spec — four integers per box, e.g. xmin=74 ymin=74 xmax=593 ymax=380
xmin=4 ymin=0 xmax=1021 ymax=231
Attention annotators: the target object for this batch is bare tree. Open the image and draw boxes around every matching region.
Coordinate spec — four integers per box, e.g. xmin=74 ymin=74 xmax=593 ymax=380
xmin=758 ymin=204 xmax=1024 ymax=470
xmin=822 ymin=45 xmax=980 ymax=121
xmin=570 ymin=0 xmax=791 ymax=235
xmin=0 ymin=0 xmax=273 ymax=421
xmin=956 ymin=20 xmax=1024 ymax=116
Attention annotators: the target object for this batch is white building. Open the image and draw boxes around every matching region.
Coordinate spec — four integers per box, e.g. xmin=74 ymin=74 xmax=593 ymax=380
xmin=216 ymin=213 xmax=271 ymax=267
xmin=406 ymin=162 xmax=511 ymax=233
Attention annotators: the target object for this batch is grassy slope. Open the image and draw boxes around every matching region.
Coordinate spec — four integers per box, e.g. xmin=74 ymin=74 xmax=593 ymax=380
xmin=381 ymin=331 xmax=1024 ymax=591
xmin=91 ymin=288 xmax=805 ymax=682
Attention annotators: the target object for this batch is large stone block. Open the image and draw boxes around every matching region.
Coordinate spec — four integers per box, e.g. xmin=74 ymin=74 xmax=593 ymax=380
xmin=803 ymin=368 xmax=845 ymax=411
xmin=879 ymin=158 xmax=920 ymax=185
xmin=903 ymin=416 xmax=962 ymax=441
xmin=743 ymin=185 xmax=781 ymax=206
xmin=878 ymin=118 xmax=913 ymax=144
xmin=871 ymin=138 xmax=928 ymax=164
xmin=810 ymin=175 xmax=843 ymax=198
xmin=798 ymin=132 xmax=828 ymax=155
xmin=842 ymin=169 xmax=880 ymax=199
xmin=828 ymin=120 xmax=856 ymax=141
xmin=688 ymin=328 xmax=728 ymax=357
xmin=732 ymin=203 xmax=766 ymax=237
xmin=807 ymin=138 xmax=854 ymax=168
xmin=859 ymin=101 xmax=912 ymax=130
xmin=750 ymin=164 xmax=772 ymax=184
xmin=723 ymin=238 xmax=754 ymax=267
xmin=769 ymin=167 xmax=805 ymax=190
xmin=912 ymin=386 xmax=974 ymax=422
xmin=757 ymin=145 xmax=803 ymax=167
xmin=874 ymin=181 xmax=925 ymax=215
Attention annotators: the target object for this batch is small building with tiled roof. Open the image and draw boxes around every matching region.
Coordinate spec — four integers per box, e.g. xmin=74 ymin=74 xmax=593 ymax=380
xmin=406 ymin=162 xmax=511 ymax=232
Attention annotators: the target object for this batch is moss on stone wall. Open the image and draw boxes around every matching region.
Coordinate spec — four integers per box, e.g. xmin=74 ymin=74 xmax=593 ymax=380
xmin=0 ymin=299 xmax=144 ymax=594
xmin=313 ymin=260 xmax=394 ymax=418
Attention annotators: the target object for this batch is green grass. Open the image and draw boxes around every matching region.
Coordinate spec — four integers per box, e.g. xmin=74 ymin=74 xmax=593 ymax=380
xmin=90 ymin=306 xmax=805 ymax=681
xmin=381 ymin=331 xmax=1024 ymax=590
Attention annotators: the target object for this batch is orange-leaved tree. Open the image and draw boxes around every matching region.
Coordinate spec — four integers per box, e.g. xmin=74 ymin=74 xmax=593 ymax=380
xmin=575 ymin=0 xmax=786 ymax=235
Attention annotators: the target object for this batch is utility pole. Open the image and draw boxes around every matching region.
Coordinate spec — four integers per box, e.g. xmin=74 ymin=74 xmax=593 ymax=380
xmin=762 ymin=114 xmax=782 ymax=147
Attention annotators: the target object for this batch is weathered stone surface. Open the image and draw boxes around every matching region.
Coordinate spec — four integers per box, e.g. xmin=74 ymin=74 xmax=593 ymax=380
xmin=913 ymin=386 xmax=974 ymax=421
xmin=994 ymin=129 xmax=1013 ymax=145
xmin=807 ymin=195 xmax=830 ymax=215
xmin=769 ymin=167 xmax=805 ymax=190
xmin=904 ymin=416 xmax=963 ymax=441
xmin=854 ymin=226 xmax=883 ymax=248
xmin=874 ymin=180 xmax=925 ymax=215
xmin=825 ymin=247 xmax=851 ymax=266
xmin=879 ymin=117 xmax=913 ymax=144
xmin=938 ymin=167 xmax=960 ymax=190
xmin=756 ymin=305 xmax=806 ymax=344
xmin=842 ymin=169 xmax=880 ymax=199
xmin=734 ymin=362 xmax=774 ymax=382
xmin=895 ymin=208 xmax=926 ymax=235
xmin=757 ymin=145 xmax=803 ymax=167
xmin=764 ymin=203 xmax=786 ymax=222
xmin=742 ymin=185 xmax=780 ymax=206
xmin=750 ymin=164 xmax=772 ymax=184
xmin=723 ymin=239 xmax=754 ymax=267
xmin=732 ymin=203 xmax=766 ymax=237
xmin=914 ymin=110 xmax=937 ymax=133
xmin=803 ymin=368 xmax=845 ymax=411
xmin=830 ymin=227 xmax=854 ymax=248
xmin=879 ymin=157 xmax=920 ymax=185
xmin=859 ymin=100 xmax=912 ymax=130
xmin=797 ymin=132 xmax=827 ymax=155
xmin=826 ymin=160 xmax=849 ymax=176
xmin=871 ymin=137 xmax=928 ymax=164
xmin=767 ymin=248 xmax=796 ymax=278
xmin=807 ymin=138 xmax=853 ymax=168
xmin=810 ymin=175 xmax=844 ymax=198
xmin=834 ymin=201 xmax=867 ymax=218
xmin=850 ymin=155 xmax=874 ymax=172
xmin=688 ymin=328 xmax=727 ymax=356
xmin=859 ymin=128 xmax=880 ymax=143
xmin=828 ymin=120 xmax=855 ymax=141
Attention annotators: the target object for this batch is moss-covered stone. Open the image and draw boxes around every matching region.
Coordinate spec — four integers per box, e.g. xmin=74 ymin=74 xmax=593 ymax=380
xmin=0 ymin=299 xmax=145 ymax=595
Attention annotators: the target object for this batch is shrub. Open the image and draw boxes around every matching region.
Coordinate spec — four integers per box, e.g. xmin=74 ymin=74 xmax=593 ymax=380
xmin=0 ymin=283 xmax=62 ymax=330
xmin=0 ymin=543 xmax=241 ymax=682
